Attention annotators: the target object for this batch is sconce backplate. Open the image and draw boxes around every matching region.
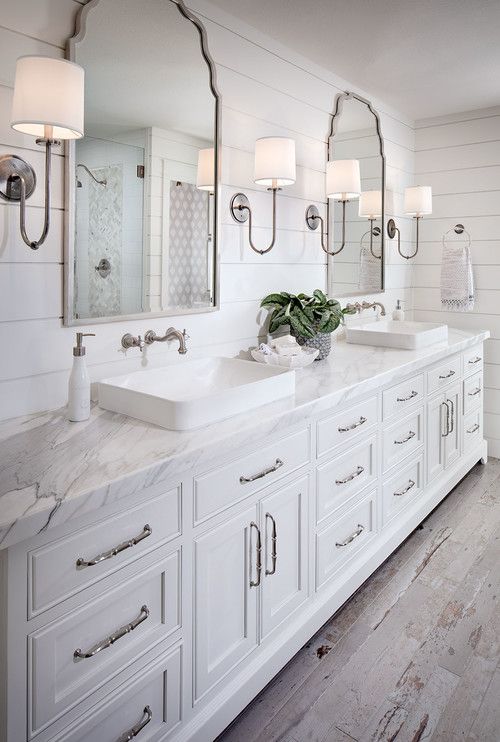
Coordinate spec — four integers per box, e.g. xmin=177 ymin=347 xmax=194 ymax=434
xmin=230 ymin=193 xmax=250 ymax=223
xmin=387 ymin=218 xmax=397 ymax=239
xmin=0 ymin=155 xmax=36 ymax=202
xmin=305 ymin=205 xmax=320 ymax=231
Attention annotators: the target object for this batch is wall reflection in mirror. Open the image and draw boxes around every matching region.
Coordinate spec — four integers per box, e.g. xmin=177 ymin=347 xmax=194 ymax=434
xmin=65 ymin=0 xmax=219 ymax=324
xmin=326 ymin=93 xmax=385 ymax=296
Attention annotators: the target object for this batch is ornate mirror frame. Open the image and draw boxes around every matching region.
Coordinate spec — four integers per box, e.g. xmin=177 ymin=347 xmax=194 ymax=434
xmin=63 ymin=0 xmax=221 ymax=326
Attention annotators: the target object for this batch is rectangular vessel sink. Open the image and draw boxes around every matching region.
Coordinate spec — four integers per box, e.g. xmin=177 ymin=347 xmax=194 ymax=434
xmin=346 ymin=320 xmax=448 ymax=350
xmin=98 ymin=356 xmax=295 ymax=431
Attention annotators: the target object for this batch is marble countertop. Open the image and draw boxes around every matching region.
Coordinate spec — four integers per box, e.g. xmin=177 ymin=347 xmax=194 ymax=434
xmin=0 ymin=327 xmax=489 ymax=549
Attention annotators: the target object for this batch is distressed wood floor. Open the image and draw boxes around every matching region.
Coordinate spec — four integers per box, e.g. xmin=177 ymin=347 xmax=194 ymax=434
xmin=218 ymin=459 xmax=500 ymax=742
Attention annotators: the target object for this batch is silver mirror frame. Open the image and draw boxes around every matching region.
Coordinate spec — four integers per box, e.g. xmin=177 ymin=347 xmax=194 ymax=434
xmin=63 ymin=0 xmax=221 ymax=326
xmin=326 ymin=91 xmax=386 ymax=297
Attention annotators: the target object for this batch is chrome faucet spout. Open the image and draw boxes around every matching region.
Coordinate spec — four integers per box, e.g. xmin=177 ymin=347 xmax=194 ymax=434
xmin=144 ymin=327 xmax=189 ymax=354
xmin=361 ymin=300 xmax=386 ymax=317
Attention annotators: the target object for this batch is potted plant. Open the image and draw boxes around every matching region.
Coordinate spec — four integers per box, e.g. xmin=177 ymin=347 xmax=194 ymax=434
xmin=260 ymin=289 xmax=350 ymax=360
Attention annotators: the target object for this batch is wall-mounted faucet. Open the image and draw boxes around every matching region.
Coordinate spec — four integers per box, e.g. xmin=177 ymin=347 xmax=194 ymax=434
xmin=344 ymin=300 xmax=386 ymax=317
xmin=144 ymin=327 xmax=188 ymax=355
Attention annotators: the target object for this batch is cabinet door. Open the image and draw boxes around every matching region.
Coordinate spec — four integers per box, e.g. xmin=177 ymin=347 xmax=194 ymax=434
xmin=193 ymin=505 xmax=258 ymax=700
xmin=427 ymin=394 xmax=446 ymax=482
xmin=260 ymin=477 xmax=309 ymax=639
xmin=444 ymin=383 xmax=461 ymax=469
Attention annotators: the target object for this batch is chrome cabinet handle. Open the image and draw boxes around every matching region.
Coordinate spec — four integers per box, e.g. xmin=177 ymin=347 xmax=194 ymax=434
xmin=394 ymin=479 xmax=415 ymax=497
xmin=335 ymin=524 xmax=364 ymax=548
xmin=74 ymin=605 xmax=149 ymax=660
xmin=439 ymin=370 xmax=456 ymax=379
xmin=116 ymin=705 xmax=152 ymax=742
xmin=467 ymin=423 xmax=480 ymax=434
xmin=265 ymin=512 xmax=277 ymax=576
xmin=240 ymin=458 xmax=283 ymax=484
xmin=338 ymin=416 xmax=367 ymax=433
xmin=396 ymin=390 xmax=418 ymax=402
xmin=468 ymin=356 xmax=482 ymax=364
xmin=447 ymin=397 xmax=455 ymax=434
xmin=468 ymin=387 xmax=481 ymax=397
xmin=441 ymin=401 xmax=450 ymax=437
xmin=76 ymin=525 xmax=152 ymax=568
xmin=336 ymin=465 xmax=364 ymax=485
xmin=394 ymin=431 xmax=415 ymax=445
xmin=249 ymin=521 xmax=262 ymax=587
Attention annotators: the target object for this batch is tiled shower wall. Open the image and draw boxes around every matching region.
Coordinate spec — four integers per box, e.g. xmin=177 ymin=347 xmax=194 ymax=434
xmin=0 ymin=0 xmax=416 ymax=421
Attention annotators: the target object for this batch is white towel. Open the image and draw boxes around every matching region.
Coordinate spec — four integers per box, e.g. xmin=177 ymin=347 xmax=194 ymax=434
xmin=440 ymin=237 xmax=474 ymax=312
xmin=358 ymin=244 xmax=381 ymax=291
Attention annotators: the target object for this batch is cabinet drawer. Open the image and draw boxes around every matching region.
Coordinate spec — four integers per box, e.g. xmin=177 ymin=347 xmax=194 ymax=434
xmin=383 ymin=408 xmax=423 ymax=472
xmin=29 ymin=548 xmax=180 ymax=736
xmin=317 ymin=396 xmax=378 ymax=456
xmin=383 ymin=374 xmax=424 ymax=420
xmin=316 ymin=436 xmax=377 ymax=524
xmin=194 ymin=427 xmax=310 ymax=524
xmin=463 ymin=409 xmax=483 ymax=450
xmin=52 ymin=644 xmax=182 ymax=742
xmin=463 ymin=345 xmax=484 ymax=377
xmin=427 ymin=355 xmax=462 ymax=394
xmin=316 ymin=492 xmax=376 ymax=590
xmin=28 ymin=487 xmax=180 ymax=618
xmin=382 ymin=454 xmax=424 ymax=525
xmin=463 ymin=372 xmax=483 ymax=414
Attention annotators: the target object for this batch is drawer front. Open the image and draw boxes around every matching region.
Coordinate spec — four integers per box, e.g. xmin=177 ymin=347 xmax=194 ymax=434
xmin=316 ymin=436 xmax=377 ymax=524
xmin=29 ymin=487 xmax=181 ymax=618
xmin=383 ymin=374 xmax=424 ymax=420
xmin=464 ymin=409 xmax=483 ymax=450
xmin=427 ymin=355 xmax=462 ymax=394
xmin=53 ymin=644 xmax=182 ymax=742
xmin=29 ymin=549 xmax=180 ymax=736
xmin=317 ymin=396 xmax=378 ymax=457
xmin=383 ymin=408 xmax=423 ymax=472
xmin=316 ymin=492 xmax=376 ymax=590
xmin=382 ymin=454 xmax=424 ymax=525
xmin=463 ymin=345 xmax=484 ymax=377
xmin=194 ymin=427 xmax=310 ymax=524
xmin=463 ymin=372 xmax=483 ymax=414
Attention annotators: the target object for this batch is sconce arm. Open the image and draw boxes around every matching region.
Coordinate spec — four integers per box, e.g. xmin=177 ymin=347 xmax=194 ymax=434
xmin=230 ymin=188 xmax=278 ymax=255
xmin=19 ymin=139 xmax=55 ymax=250
xmin=387 ymin=217 xmax=419 ymax=260
xmin=305 ymin=200 xmax=346 ymax=256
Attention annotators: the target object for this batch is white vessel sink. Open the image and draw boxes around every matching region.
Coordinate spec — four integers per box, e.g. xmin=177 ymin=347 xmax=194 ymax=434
xmin=346 ymin=320 xmax=448 ymax=349
xmin=98 ymin=356 xmax=295 ymax=431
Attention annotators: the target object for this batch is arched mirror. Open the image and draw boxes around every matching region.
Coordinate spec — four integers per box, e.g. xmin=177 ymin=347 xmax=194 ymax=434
xmin=64 ymin=0 xmax=220 ymax=325
xmin=326 ymin=92 xmax=385 ymax=296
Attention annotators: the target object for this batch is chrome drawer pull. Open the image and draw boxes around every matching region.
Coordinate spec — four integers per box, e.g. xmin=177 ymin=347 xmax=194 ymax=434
xmin=467 ymin=423 xmax=480 ymax=434
xmin=265 ymin=512 xmax=277 ymax=576
xmin=442 ymin=401 xmax=450 ymax=437
xmin=249 ymin=521 xmax=262 ymax=587
xmin=439 ymin=370 xmax=456 ymax=379
xmin=240 ymin=458 xmax=283 ymax=484
xmin=447 ymin=398 xmax=455 ymax=434
xmin=336 ymin=524 xmax=364 ymax=548
xmin=117 ymin=705 xmax=152 ymax=742
xmin=394 ymin=431 xmax=415 ymax=445
xmin=396 ymin=390 xmax=418 ymax=402
xmin=338 ymin=416 xmax=367 ymax=433
xmin=76 ymin=525 xmax=152 ymax=568
xmin=74 ymin=605 xmax=149 ymax=660
xmin=468 ymin=387 xmax=481 ymax=397
xmin=468 ymin=356 xmax=482 ymax=364
xmin=394 ymin=479 xmax=415 ymax=497
xmin=336 ymin=465 xmax=364 ymax=485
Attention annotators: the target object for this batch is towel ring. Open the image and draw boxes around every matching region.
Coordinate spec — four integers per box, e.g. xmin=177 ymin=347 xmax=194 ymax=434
xmin=443 ymin=223 xmax=471 ymax=249
xmin=360 ymin=226 xmax=382 ymax=259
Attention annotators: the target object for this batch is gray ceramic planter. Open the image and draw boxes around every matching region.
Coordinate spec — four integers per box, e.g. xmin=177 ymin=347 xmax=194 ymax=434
xmin=293 ymin=331 xmax=332 ymax=360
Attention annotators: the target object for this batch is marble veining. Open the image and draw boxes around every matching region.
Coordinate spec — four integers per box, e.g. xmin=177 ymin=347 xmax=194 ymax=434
xmin=0 ymin=328 xmax=488 ymax=549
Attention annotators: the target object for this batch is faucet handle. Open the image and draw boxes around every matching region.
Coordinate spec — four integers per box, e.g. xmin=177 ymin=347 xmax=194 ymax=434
xmin=121 ymin=333 xmax=145 ymax=352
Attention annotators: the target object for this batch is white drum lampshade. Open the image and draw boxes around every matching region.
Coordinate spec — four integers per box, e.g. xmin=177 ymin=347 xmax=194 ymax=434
xmin=359 ymin=189 xmax=382 ymax=219
xmin=404 ymin=185 xmax=432 ymax=216
xmin=254 ymin=137 xmax=296 ymax=187
xmin=11 ymin=56 xmax=84 ymax=140
xmin=326 ymin=159 xmax=361 ymax=200
xmin=196 ymin=147 xmax=215 ymax=191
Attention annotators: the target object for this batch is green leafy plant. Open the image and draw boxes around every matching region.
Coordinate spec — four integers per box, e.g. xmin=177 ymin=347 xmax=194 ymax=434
xmin=261 ymin=289 xmax=351 ymax=339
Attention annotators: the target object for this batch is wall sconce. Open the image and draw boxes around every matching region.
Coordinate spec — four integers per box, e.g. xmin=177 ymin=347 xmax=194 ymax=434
xmin=196 ymin=147 xmax=214 ymax=192
xmin=359 ymin=189 xmax=382 ymax=258
xmin=387 ymin=185 xmax=432 ymax=260
xmin=305 ymin=158 xmax=361 ymax=255
xmin=230 ymin=137 xmax=296 ymax=255
xmin=0 ymin=56 xmax=84 ymax=250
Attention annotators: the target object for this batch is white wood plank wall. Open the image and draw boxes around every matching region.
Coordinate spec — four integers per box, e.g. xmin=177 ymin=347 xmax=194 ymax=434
xmin=0 ymin=0 xmax=415 ymax=420
xmin=413 ymin=108 xmax=500 ymax=456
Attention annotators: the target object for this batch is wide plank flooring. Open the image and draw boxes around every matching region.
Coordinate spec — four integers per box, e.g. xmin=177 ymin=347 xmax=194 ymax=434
xmin=218 ymin=459 xmax=500 ymax=742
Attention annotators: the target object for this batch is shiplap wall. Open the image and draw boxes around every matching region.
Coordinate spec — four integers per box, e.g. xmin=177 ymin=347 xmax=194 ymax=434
xmin=0 ymin=0 xmax=415 ymax=421
xmin=413 ymin=107 xmax=500 ymax=456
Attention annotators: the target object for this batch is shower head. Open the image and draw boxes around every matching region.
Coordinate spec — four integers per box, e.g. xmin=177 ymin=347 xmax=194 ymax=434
xmin=76 ymin=163 xmax=107 ymax=187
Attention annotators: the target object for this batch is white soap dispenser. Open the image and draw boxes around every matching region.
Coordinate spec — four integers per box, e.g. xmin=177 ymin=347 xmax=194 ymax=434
xmin=392 ymin=299 xmax=405 ymax=321
xmin=68 ymin=332 xmax=95 ymax=422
